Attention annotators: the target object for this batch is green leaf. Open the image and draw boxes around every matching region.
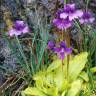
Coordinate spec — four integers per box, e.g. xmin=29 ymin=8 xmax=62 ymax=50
xmin=42 ymin=86 xmax=59 ymax=96
xmin=68 ymin=52 xmax=88 ymax=81
xmin=33 ymin=71 xmax=45 ymax=89
xmin=61 ymin=91 xmax=67 ymax=96
xmin=47 ymin=59 xmax=62 ymax=72
xmin=67 ymin=79 xmax=83 ymax=96
xmin=22 ymin=52 xmax=89 ymax=96
xmin=91 ymin=67 xmax=96 ymax=73
xmin=79 ymin=71 xmax=89 ymax=82
xmin=53 ymin=67 xmax=69 ymax=91
xmin=22 ymin=87 xmax=46 ymax=96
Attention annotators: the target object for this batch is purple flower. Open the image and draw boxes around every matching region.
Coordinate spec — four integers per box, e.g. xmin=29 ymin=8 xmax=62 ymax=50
xmin=54 ymin=41 xmax=72 ymax=60
xmin=60 ymin=4 xmax=83 ymax=21
xmin=47 ymin=41 xmax=55 ymax=50
xmin=53 ymin=3 xmax=83 ymax=30
xmin=8 ymin=20 xmax=29 ymax=36
xmin=53 ymin=17 xmax=72 ymax=30
xmin=59 ymin=0 xmax=64 ymax=4
xmin=53 ymin=47 xmax=61 ymax=53
xmin=57 ymin=47 xmax=72 ymax=60
xmin=79 ymin=12 xmax=95 ymax=24
xmin=60 ymin=41 xmax=66 ymax=48
xmin=48 ymin=40 xmax=72 ymax=60
xmin=56 ymin=9 xmax=64 ymax=18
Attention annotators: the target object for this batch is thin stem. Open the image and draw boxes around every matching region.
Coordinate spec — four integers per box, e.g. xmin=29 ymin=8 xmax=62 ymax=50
xmin=29 ymin=45 xmax=35 ymax=75
xmin=3 ymin=34 xmax=26 ymax=70
xmin=86 ymin=0 xmax=90 ymax=12
xmin=66 ymin=32 xmax=70 ymax=79
xmin=64 ymin=0 xmax=67 ymax=5
xmin=64 ymin=30 xmax=71 ymax=80
xmin=20 ymin=38 xmax=46 ymax=43
xmin=36 ymin=42 xmax=47 ymax=71
xmin=87 ymin=54 xmax=95 ymax=90
xmin=62 ymin=29 xmax=64 ymax=41
xmin=62 ymin=60 xmax=64 ymax=71
xmin=15 ymin=36 xmax=31 ymax=75
xmin=74 ymin=20 xmax=85 ymax=51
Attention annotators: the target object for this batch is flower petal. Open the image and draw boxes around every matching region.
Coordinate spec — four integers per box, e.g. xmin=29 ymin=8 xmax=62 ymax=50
xmin=58 ymin=52 xmax=65 ymax=60
xmin=60 ymin=13 xmax=68 ymax=19
xmin=15 ymin=20 xmax=25 ymax=25
xmin=53 ymin=47 xmax=61 ymax=53
xmin=22 ymin=26 xmax=29 ymax=33
xmin=65 ymin=47 xmax=72 ymax=55
xmin=79 ymin=12 xmax=95 ymax=24
xmin=69 ymin=10 xmax=83 ymax=21
xmin=59 ymin=0 xmax=64 ymax=4
xmin=79 ymin=19 xmax=84 ymax=24
xmin=75 ymin=10 xmax=83 ymax=17
xmin=64 ymin=4 xmax=75 ymax=10
xmin=8 ymin=28 xmax=22 ymax=36
xmin=89 ymin=17 xmax=95 ymax=23
xmin=60 ymin=41 xmax=67 ymax=48
xmin=47 ymin=41 xmax=55 ymax=50
xmin=8 ymin=29 xmax=16 ymax=36
xmin=69 ymin=14 xmax=78 ymax=21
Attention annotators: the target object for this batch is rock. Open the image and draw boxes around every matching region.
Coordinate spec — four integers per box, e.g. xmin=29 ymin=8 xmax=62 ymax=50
xmin=0 ymin=74 xmax=6 ymax=86
xmin=0 ymin=54 xmax=5 ymax=64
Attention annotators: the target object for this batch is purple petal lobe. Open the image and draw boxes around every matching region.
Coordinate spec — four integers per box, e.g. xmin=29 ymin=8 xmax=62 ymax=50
xmin=48 ymin=41 xmax=55 ymax=50
xmin=60 ymin=41 xmax=66 ymax=48
xmin=22 ymin=26 xmax=29 ymax=33
xmin=53 ymin=47 xmax=61 ymax=53
xmin=65 ymin=47 xmax=72 ymax=55
xmin=79 ymin=12 xmax=95 ymax=24
xmin=53 ymin=18 xmax=72 ymax=30
xmin=8 ymin=20 xmax=29 ymax=37
xmin=58 ymin=52 xmax=65 ymax=60
xmin=48 ymin=40 xmax=72 ymax=60
xmin=60 ymin=12 xmax=68 ymax=19
xmin=59 ymin=0 xmax=64 ymax=4
xmin=14 ymin=20 xmax=26 ymax=31
xmin=64 ymin=4 xmax=76 ymax=14
xmin=75 ymin=10 xmax=83 ymax=17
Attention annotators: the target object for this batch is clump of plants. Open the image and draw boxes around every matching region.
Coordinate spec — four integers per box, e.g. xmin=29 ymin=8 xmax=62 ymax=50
xmin=1 ymin=0 xmax=96 ymax=96
xmin=21 ymin=2 xmax=96 ymax=96
xmin=22 ymin=52 xmax=89 ymax=96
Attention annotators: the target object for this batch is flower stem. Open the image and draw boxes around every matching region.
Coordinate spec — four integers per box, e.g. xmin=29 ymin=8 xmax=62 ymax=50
xmin=62 ymin=60 xmax=64 ymax=70
xmin=86 ymin=0 xmax=90 ymax=12
xmin=64 ymin=0 xmax=67 ymax=5
xmin=62 ymin=32 xmax=63 ymax=40
xmin=65 ymin=30 xmax=71 ymax=79
xmin=15 ymin=36 xmax=31 ymax=75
